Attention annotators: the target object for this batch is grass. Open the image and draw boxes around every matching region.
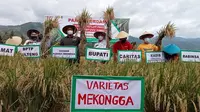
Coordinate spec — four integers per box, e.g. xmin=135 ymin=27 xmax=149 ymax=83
xmin=0 ymin=55 xmax=200 ymax=112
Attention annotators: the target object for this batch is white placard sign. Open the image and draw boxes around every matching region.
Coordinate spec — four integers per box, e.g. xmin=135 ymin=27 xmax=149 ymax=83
xmin=0 ymin=44 xmax=16 ymax=56
xmin=181 ymin=50 xmax=200 ymax=62
xmin=71 ymin=76 xmax=144 ymax=112
xmin=51 ymin=46 xmax=77 ymax=59
xmin=86 ymin=48 xmax=111 ymax=61
xmin=17 ymin=45 xmax=40 ymax=58
xmin=118 ymin=50 xmax=142 ymax=62
xmin=145 ymin=52 xmax=165 ymax=63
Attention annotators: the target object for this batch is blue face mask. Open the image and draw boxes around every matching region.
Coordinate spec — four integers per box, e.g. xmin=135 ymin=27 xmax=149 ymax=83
xmin=144 ymin=38 xmax=151 ymax=43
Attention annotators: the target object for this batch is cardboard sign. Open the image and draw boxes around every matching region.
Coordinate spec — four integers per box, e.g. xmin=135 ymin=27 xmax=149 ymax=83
xmin=118 ymin=50 xmax=142 ymax=62
xmin=51 ymin=46 xmax=77 ymax=59
xmin=17 ymin=45 xmax=40 ymax=58
xmin=86 ymin=48 xmax=111 ymax=61
xmin=145 ymin=52 xmax=165 ymax=63
xmin=71 ymin=75 xmax=144 ymax=112
xmin=181 ymin=50 xmax=200 ymax=62
xmin=45 ymin=16 xmax=130 ymax=43
xmin=0 ymin=44 xmax=16 ymax=56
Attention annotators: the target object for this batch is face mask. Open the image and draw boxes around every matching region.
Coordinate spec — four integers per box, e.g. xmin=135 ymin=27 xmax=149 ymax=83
xmin=98 ymin=36 xmax=104 ymax=40
xmin=67 ymin=30 xmax=73 ymax=35
xmin=144 ymin=38 xmax=151 ymax=43
xmin=30 ymin=36 xmax=38 ymax=41
xmin=120 ymin=39 xmax=127 ymax=43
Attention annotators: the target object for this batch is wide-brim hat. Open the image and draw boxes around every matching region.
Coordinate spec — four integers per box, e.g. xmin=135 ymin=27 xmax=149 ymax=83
xmin=139 ymin=31 xmax=154 ymax=39
xmin=62 ymin=25 xmax=77 ymax=34
xmin=27 ymin=29 xmax=40 ymax=37
xmin=94 ymin=31 xmax=106 ymax=39
xmin=163 ymin=44 xmax=180 ymax=55
xmin=5 ymin=36 xmax=22 ymax=45
xmin=116 ymin=31 xmax=129 ymax=39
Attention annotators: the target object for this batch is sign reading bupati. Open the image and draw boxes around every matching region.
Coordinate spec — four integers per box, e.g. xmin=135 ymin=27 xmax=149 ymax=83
xmin=118 ymin=50 xmax=142 ymax=62
xmin=86 ymin=48 xmax=111 ymax=61
xmin=145 ymin=52 xmax=165 ymax=63
xmin=181 ymin=50 xmax=200 ymax=62
xmin=71 ymin=75 xmax=144 ymax=112
xmin=17 ymin=45 xmax=40 ymax=58
xmin=0 ymin=44 xmax=16 ymax=56
xmin=51 ymin=46 xmax=77 ymax=59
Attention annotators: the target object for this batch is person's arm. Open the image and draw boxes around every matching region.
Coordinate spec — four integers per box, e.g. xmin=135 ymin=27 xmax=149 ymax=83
xmin=60 ymin=39 xmax=64 ymax=46
xmin=128 ymin=42 xmax=133 ymax=50
xmin=112 ymin=44 xmax=117 ymax=62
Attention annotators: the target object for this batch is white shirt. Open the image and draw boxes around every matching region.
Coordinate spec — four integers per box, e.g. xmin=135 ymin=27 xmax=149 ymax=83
xmin=94 ymin=40 xmax=107 ymax=48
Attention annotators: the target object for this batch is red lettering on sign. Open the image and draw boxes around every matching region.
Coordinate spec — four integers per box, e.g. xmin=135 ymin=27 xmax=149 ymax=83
xmin=123 ymin=83 xmax=129 ymax=90
xmin=78 ymin=94 xmax=134 ymax=106
xmin=126 ymin=96 xmax=134 ymax=105
xmin=100 ymin=82 xmax=105 ymax=89
xmin=78 ymin=93 xmax=86 ymax=105
xmin=86 ymin=81 xmax=93 ymax=89
xmin=93 ymin=81 xmax=99 ymax=89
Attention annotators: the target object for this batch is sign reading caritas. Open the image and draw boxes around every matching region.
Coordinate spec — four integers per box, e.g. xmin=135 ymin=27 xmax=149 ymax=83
xmin=70 ymin=75 xmax=144 ymax=112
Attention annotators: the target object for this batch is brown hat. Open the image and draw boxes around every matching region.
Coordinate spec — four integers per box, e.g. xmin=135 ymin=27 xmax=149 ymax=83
xmin=62 ymin=25 xmax=77 ymax=34
xmin=139 ymin=31 xmax=154 ymax=39
xmin=27 ymin=29 xmax=40 ymax=38
xmin=94 ymin=31 xmax=106 ymax=39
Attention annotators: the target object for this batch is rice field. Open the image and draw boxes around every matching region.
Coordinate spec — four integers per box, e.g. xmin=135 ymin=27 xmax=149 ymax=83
xmin=0 ymin=55 xmax=200 ymax=112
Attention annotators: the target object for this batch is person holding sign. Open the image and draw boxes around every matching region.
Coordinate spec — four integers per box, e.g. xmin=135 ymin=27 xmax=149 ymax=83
xmin=24 ymin=29 xmax=42 ymax=45
xmin=112 ymin=31 xmax=133 ymax=62
xmin=60 ymin=25 xmax=81 ymax=63
xmin=163 ymin=44 xmax=180 ymax=62
xmin=94 ymin=31 xmax=107 ymax=48
xmin=137 ymin=31 xmax=161 ymax=61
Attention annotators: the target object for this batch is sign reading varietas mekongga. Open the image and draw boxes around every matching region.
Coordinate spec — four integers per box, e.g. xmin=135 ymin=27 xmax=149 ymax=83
xmin=70 ymin=75 xmax=144 ymax=112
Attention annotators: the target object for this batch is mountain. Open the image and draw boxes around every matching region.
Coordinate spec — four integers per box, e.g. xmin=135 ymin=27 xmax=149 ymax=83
xmin=0 ymin=22 xmax=200 ymax=50
xmin=0 ymin=22 xmax=43 ymax=42
xmin=128 ymin=36 xmax=200 ymax=50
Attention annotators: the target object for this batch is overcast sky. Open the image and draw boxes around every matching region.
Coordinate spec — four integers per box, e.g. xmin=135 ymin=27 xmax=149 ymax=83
xmin=0 ymin=0 xmax=200 ymax=38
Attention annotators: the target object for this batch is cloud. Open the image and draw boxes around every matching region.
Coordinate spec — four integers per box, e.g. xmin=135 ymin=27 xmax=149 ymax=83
xmin=0 ymin=0 xmax=200 ymax=38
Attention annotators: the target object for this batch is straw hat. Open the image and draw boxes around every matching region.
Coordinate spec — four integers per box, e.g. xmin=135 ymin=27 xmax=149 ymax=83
xmin=62 ymin=25 xmax=77 ymax=34
xmin=139 ymin=31 xmax=154 ymax=39
xmin=27 ymin=29 xmax=40 ymax=38
xmin=94 ymin=31 xmax=106 ymax=39
xmin=116 ymin=31 xmax=129 ymax=39
xmin=5 ymin=36 xmax=22 ymax=45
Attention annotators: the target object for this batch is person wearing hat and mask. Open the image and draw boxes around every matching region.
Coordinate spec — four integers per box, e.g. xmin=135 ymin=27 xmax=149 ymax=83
xmin=112 ymin=31 xmax=133 ymax=62
xmin=24 ymin=29 xmax=41 ymax=45
xmin=60 ymin=25 xmax=81 ymax=63
xmin=163 ymin=44 xmax=180 ymax=62
xmin=94 ymin=31 xmax=107 ymax=48
xmin=137 ymin=31 xmax=161 ymax=61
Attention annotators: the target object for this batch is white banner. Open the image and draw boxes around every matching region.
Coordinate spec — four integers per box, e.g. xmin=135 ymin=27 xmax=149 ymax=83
xmin=86 ymin=48 xmax=111 ymax=61
xmin=71 ymin=76 xmax=144 ymax=111
xmin=181 ymin=51 xmax=200 ymax=62
xmin=17 ymin=45 xmax=40 ymax=58
xmin=51 ymin=46 xmax=77 ymax=59
xmin=118 ymin=50 xmax=142 ymax=62
xmin=145 ymin=52 xmax=165 ymax=63
xmin=0 ymin=44 xmax=16 ymax=56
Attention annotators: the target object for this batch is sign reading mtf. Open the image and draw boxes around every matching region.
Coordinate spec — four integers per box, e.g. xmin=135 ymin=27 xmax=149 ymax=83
xmin=118 ymin=50 xmax=142 ymax=62
xmin=86 ymin=48 xmax=111 ymax=61
xmin=51 ymin=46 xmax=77 ymax=59
xmin=181 ymin=50 xmax=200 ymax=62
xmin=0 ymin=44 xmax=16 ymax=56
xmin=71 ymin=75 xmax=144 ymax=112
xmin=17 ymin=45 xmax=40 ymax=58
xmin=145 ymin=52 xmax=165 ymax=63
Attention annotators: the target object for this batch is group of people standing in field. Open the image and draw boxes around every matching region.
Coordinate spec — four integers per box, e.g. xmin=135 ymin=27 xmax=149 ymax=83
xmin=2 ymin=24 xmax=180 ymax=63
